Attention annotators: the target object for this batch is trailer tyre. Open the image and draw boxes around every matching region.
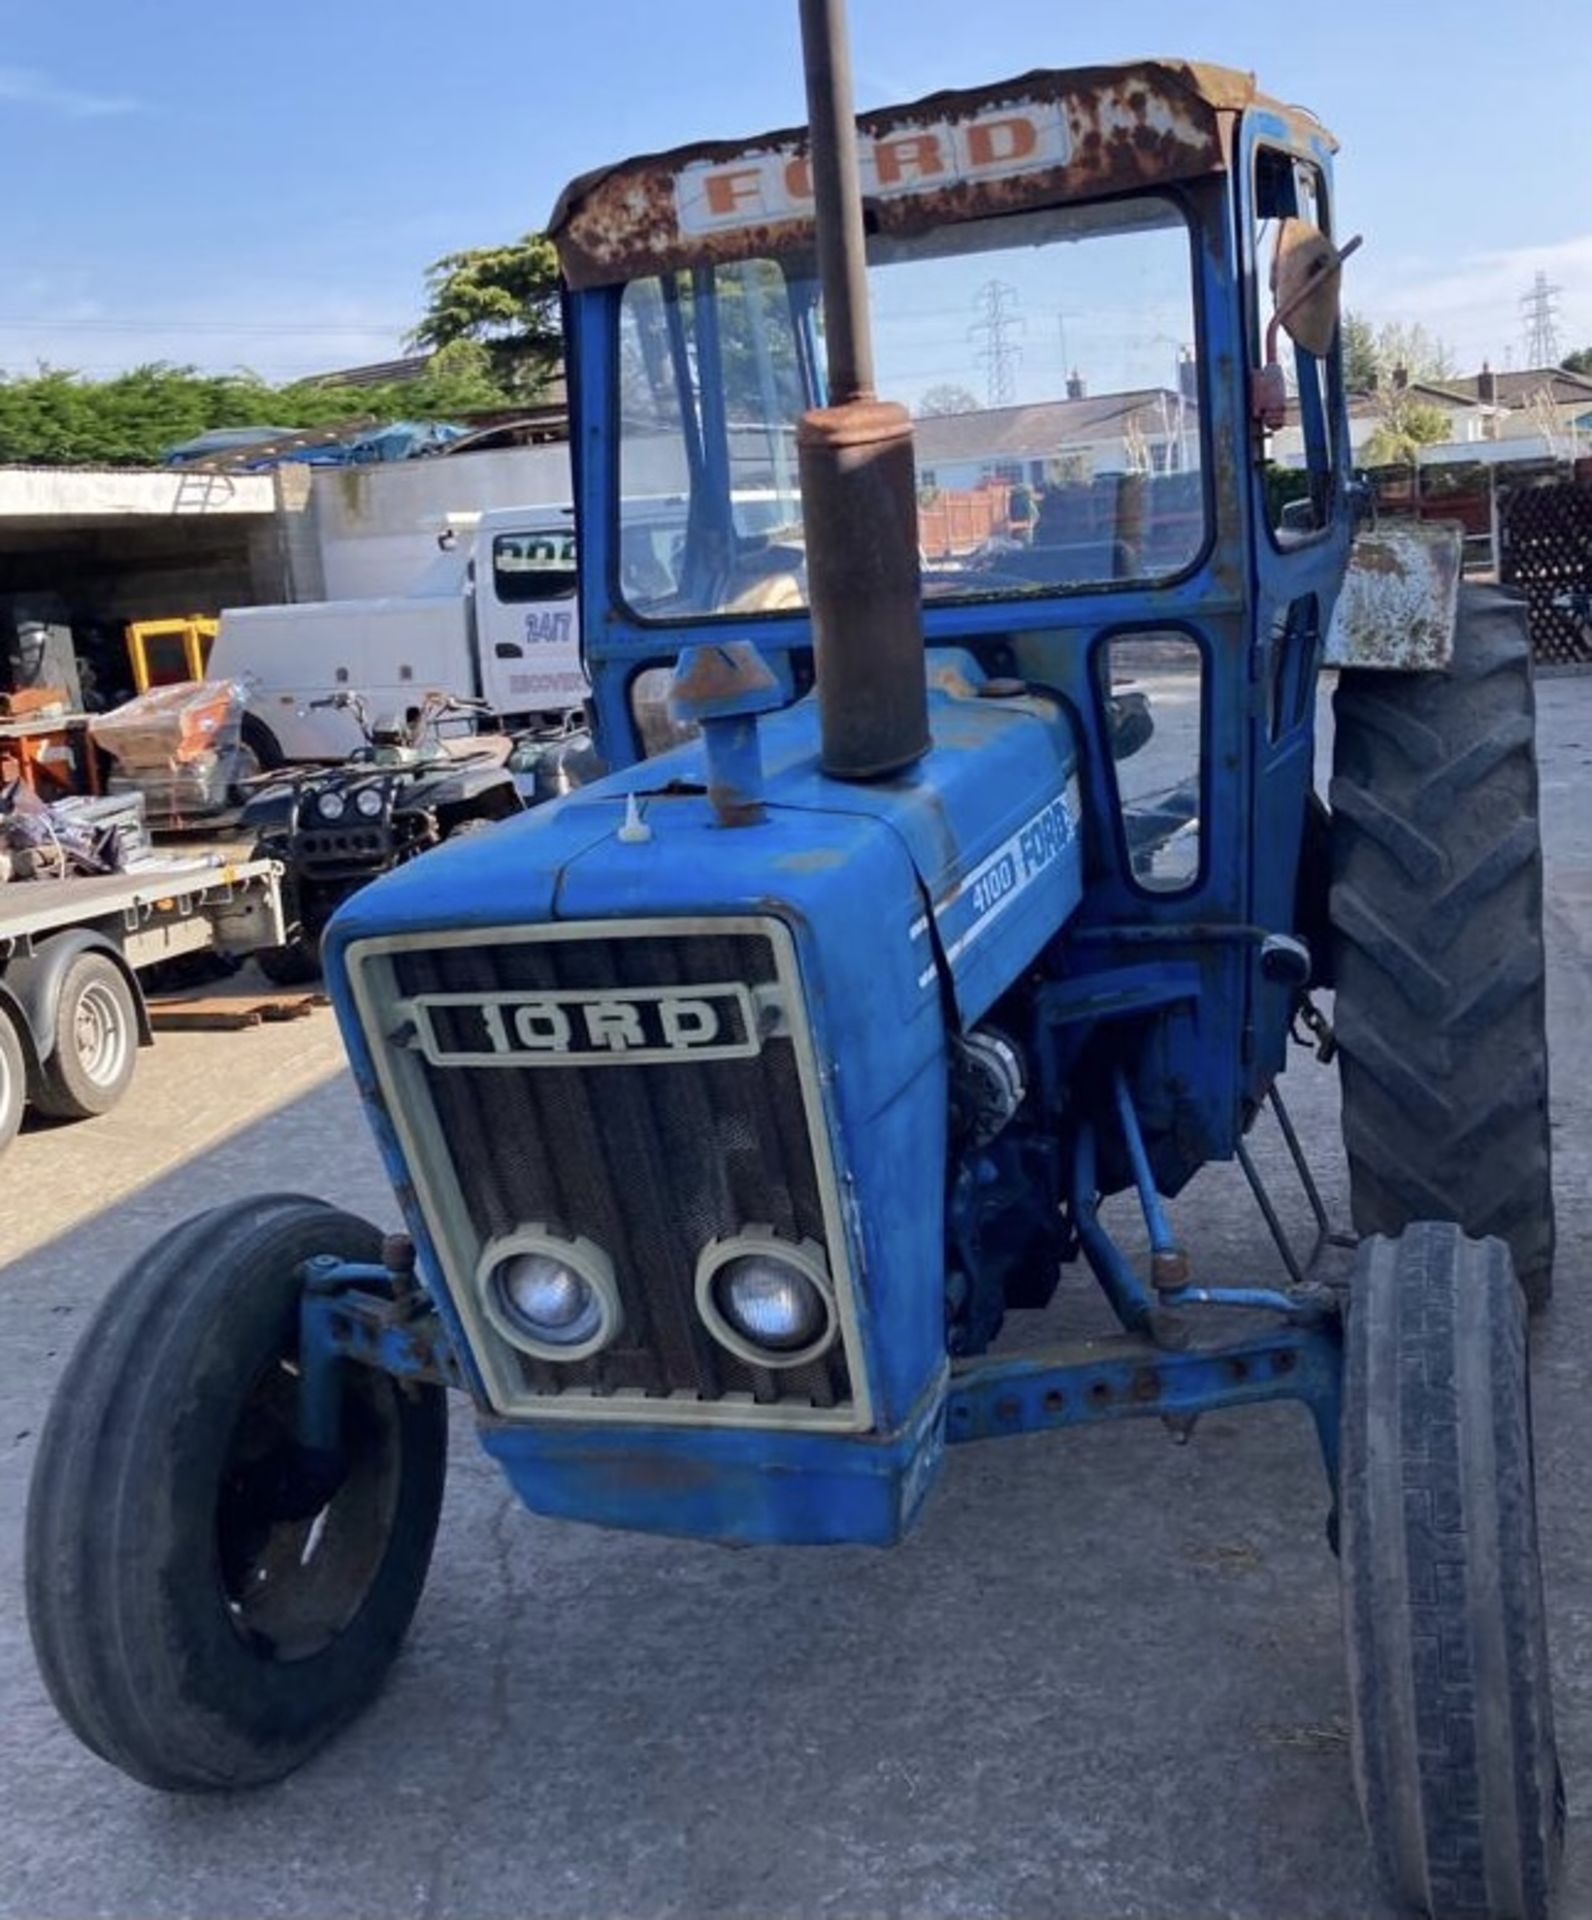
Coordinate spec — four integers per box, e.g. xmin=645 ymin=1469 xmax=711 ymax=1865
xmin=25 ymin=1195 xmax=448 ymax=1791
xmin=1330 ymin=587 xmax=1554 ymax=1306
xmin=32 ymin=950 xmax=138 ymax=1120
xmin=0 ymin=1006 xmax=26 ymax=1153
xmin=1342 ymin=1223 xmax=1561 ymax=1920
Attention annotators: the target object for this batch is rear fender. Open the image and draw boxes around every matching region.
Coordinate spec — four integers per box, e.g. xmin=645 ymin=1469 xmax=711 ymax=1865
xmin=3 ymin=929 xmax=151 ymax=1065
xmin=1323 ymin=522 xmax=1463 ymax=670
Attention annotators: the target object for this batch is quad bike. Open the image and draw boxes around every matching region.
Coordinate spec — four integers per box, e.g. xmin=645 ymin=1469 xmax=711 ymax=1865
xmin=242 ymin=692 xmax=524 ymax=985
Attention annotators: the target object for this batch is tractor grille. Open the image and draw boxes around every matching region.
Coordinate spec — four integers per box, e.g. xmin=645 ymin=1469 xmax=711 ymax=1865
xmin=350 ymin=919 xmax=862 ymax=1428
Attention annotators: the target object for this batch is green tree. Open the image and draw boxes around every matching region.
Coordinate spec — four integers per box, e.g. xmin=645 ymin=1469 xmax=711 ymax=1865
xmin=0 ymin=346 xmax=513 ymax=467
xmin=1341 ymin=311 xmax=1455 ymax=391
xmin=917 ymin=383 xmax=980 ymax=417
xmin=1363 ymin=399 xmax=1453 ymax=468
xmin=408 ymin=232 xmax=562 ymax=396
xmin=1562 ymin=345 xmax=1592 ymax=376
xmin=1342 ymin=311 xmax=1378 ymax=390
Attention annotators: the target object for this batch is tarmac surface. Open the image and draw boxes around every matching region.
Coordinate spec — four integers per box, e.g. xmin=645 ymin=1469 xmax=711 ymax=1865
xmin=0 ymin=676 xmax=1587 ymax=1920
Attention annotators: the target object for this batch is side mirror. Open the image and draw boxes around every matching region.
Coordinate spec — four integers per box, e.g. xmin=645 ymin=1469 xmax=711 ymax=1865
xmin=1251 ymin=223 xmax=1363 ymax=430
xmin=1271 ymin=218 xmax=1355 ymax=358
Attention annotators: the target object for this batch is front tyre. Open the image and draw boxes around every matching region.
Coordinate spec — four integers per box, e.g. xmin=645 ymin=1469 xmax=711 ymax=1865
xmin=1341 ymin=1223 xmax=1561 ymax=1920
xmin=25 ymin=1196 xmax=447 ymax=1790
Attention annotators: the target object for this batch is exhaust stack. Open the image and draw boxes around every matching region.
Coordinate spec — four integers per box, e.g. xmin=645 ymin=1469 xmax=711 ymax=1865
xmin=796 ymin=0 xmax=930 ymax=781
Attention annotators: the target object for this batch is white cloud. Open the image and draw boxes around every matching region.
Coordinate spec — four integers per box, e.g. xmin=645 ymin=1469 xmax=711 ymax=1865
xmin=0 ymin=66 xmax=140 ymax=118
xmin=1353 ymin=232 xmax=1592 ymax=370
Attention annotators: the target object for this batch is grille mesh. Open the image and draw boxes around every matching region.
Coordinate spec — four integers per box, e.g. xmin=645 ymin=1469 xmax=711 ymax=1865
xmin=390 ymin=929 xmax=851 ymax=1410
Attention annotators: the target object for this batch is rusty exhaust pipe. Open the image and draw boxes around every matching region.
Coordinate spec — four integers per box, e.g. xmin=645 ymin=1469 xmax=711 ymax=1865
xmin=796 ymin=0 xmax=929 ymax=781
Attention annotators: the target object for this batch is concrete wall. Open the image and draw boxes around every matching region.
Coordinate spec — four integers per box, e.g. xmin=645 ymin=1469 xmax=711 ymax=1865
xmin=311 ymin=444 xmax=574 ymax=599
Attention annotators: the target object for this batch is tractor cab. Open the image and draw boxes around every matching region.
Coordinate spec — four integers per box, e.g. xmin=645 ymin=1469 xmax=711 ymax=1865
xmin=554 ymin=61 xmax=1352 ymax=1177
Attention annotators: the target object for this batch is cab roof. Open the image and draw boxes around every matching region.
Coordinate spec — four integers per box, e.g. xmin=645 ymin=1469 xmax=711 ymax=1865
xmin=548 ymin=58 xmax=1333 ymax=289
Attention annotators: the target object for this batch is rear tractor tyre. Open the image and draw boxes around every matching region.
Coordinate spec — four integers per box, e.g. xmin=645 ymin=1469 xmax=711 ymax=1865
xmin=1341 ymin=1222 xmax=1561 ymax=1920
xmin=1330 ymin=586 xmax=1554 ymax=1306
xmin=32 ymin=951 xmax=138 ymax=1121
xmin=25 ymin=1195 xmax=448 ymax=1790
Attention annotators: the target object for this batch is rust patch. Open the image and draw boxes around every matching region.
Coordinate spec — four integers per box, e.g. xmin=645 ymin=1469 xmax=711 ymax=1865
xmin=669 ymin=640 xmax=780 ymax=710
xmin=1324 ymin=521 xmax=1463 ymax=670
xmin=550 ymin=61 xmax=1333 ymax=288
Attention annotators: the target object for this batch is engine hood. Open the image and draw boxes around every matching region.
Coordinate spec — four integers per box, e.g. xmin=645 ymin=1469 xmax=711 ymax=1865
xmin=326 ymin=650 xmax=1083 ymax=1029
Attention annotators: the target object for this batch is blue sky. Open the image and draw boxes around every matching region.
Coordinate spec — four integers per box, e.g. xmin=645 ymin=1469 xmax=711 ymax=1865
xmin=3 ymin=0 xmax=1589 ymax=384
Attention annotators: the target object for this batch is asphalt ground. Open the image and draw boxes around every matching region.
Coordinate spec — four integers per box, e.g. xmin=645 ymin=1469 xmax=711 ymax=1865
xmin=0 ymin=676 xmax=1587 ymax=1920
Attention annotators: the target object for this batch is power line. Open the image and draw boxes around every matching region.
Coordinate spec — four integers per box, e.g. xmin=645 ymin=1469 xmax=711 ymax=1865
xmin=968 ymin=280 xmax=1024 ymax=407
xmin=1520 ymin=270 xmax=1562 ymax=368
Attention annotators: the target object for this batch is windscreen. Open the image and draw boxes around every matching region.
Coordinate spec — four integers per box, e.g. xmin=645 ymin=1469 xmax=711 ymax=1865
xmin=617 ymin=196 xmax=1204 ymax=621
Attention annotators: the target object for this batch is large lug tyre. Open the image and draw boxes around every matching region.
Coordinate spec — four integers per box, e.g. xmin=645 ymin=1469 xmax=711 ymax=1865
xmin=251 ymin=834 xmax=322 ymax=986
xmin=32 ymin=950 xmax=138 ymax=1121
xmin=0 ymin=1005 xmax=26 ymax=1153
xmin=1341 ymin=1223 xmax=1562 ymax=1920
xmin=1330 ymin=586 xmax=1555 ymax=1307
xmin=25 ymin=1195 xmax=448 ymax=1791
xmin=256 ymin=936 xmax=322 ymax=987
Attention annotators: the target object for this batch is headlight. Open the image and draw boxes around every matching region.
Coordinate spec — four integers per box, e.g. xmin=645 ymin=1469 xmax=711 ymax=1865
xmin=315 ymin=789 xmax=347 ymax=822
xmin=695 ymin=1234 xmax=836 ymax=1368
xmin=354 ymin=786 xmax=384 ymax=819
xmin=476 ymin=1230 xmax=620 ymax=1361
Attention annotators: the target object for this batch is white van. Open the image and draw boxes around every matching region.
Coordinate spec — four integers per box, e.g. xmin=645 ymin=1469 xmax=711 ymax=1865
xmin=211 ymin=505 xmax=587 ymax=763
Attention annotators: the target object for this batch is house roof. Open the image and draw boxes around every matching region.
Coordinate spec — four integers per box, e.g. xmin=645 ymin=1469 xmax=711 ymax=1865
xmin=1430 ymin=366 xmax=1592 ymax=409
xmin=914 ymin=390 xmax=1191 ymax=465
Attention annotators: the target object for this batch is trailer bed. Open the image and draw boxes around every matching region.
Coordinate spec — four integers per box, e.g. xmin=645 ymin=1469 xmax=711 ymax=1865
xmin=0 ymin=855 xmax=284 ymax=972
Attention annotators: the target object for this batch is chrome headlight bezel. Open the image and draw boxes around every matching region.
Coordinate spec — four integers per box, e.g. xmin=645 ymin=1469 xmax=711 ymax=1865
xmin=476 ymin=1227 xmax=623 ymax=1363
xmin=694 ymin=1230 xmax=838 ymax=1370
xmin=314 ymin=788 xmax=347 ymax=822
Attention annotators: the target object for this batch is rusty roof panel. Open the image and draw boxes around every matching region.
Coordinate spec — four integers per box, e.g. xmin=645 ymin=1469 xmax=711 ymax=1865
xmin=549 ymin=60 xmax=1334 ymax=288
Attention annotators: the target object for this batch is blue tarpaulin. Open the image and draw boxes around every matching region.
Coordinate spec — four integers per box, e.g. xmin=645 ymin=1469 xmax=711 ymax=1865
xmin=163 ymin=419 xmax=467 ymax=469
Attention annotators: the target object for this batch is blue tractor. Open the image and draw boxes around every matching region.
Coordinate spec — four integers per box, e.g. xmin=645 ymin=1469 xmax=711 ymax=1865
xmin=26 ymin=12 xmax=1560 ymax=1916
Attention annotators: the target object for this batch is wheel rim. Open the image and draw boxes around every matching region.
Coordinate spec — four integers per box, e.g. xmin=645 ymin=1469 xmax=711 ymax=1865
xmin=73 ymin=980 xmax=129 ymax=1088
xmin=216 ymin=1358 xmax=404 ymax=1662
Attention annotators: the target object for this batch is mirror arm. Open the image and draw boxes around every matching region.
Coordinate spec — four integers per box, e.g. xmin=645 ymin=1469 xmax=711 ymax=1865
xmin=1265 ymin=232 xmax=1364 ymax=364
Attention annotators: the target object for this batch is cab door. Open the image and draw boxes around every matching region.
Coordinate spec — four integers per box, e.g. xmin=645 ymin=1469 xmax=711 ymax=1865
xmin=1236 ymin=117 xmax=1353 ymax=1095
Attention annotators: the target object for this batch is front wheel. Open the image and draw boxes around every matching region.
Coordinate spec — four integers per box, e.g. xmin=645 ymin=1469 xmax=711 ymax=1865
xmin=1341 ymin=1222 xmax=1562 ymax=1919
xmin=32 ymin=950 xmax=138 ymax=1121
xmin=25 ymin=1195 xmax=448 ymax=1790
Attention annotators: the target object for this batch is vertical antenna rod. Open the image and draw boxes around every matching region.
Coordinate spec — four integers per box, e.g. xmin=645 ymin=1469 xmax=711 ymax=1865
xmin=799 ymin=0 xmax=874 ymax=404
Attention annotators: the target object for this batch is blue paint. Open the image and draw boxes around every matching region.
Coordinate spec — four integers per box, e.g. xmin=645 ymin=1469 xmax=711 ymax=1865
xmin=309 ymin=99 xmax=1357 ymax=1551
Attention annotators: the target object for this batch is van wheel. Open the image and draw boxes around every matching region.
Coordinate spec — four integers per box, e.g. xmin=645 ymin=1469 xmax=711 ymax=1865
xmin=241 ymin=715 xmax=283 ymax=770
xmin=33 ymin=952 xmax=138 ymax=1120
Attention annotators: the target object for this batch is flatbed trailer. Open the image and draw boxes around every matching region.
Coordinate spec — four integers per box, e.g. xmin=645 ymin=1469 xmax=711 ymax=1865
xmin=0 ymin=855 xmax=285 ymax=1153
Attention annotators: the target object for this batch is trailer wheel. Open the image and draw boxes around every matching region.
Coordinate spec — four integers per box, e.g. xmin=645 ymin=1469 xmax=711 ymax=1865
xmin=0 ymin=1005 xmax=26 ymax=1153
xmin=1330 ymin=586 xmax=1554 ymax=1306
xmin=1341 ymin=1223 xmax=1561 ymax=1920
xmin=32 ymin=950 xmax=138 ymax=1121
xmin=25 ymin=1195 xmax=447 ymax=1791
